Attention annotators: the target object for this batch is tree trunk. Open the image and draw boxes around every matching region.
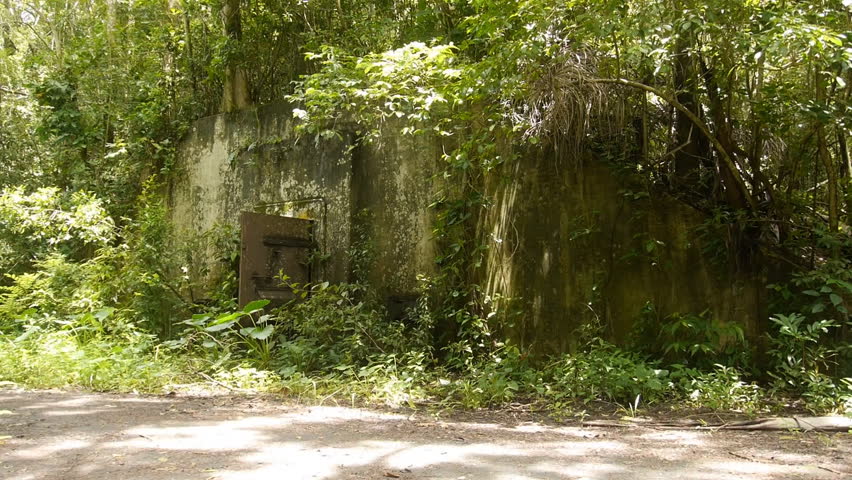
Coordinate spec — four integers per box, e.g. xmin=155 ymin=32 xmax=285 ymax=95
xmin=839 ymin=130 xmax=852 ymax=227
xmin=671 ymin=28 xmax=711 ymax=191
xmin=748 ymin=58 xmax=766 ymax=196
xmin=695 ymin=54 xmax=756 ymax=212
xmin=221 ymin=0 xmax=250 ymax=112
xmin=589 ymin=77 xmax=758 ymax=211
xmin=183 ymin=3 xmax=196 ymax=94
xmin=816 ymin=70 xmax=839 ymax=234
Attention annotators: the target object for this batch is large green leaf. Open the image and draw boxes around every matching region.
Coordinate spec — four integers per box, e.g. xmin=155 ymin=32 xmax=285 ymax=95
xmin=205 ymin=320 xmax=237 ymax=332
xmin=240 ymin=325 xmax=275 ymax=340
xmin=210 ymin=311 xmax=243 ymax=325
xmin=243 ymin=299 xmax=271 ymax=313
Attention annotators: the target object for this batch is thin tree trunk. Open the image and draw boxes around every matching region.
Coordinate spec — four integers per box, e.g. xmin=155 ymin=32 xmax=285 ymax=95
xmin=815 ymin=70 xmax=839 ymax=234
xmin=221 ymin=0 xmax=251 ymax=112
xmin=839 ymin=130 xmax=852 ymax=226
xmin=671 ymin=18 xmax=710 ymax=190
xmin=165 ymin=0 xmax=180 ymax=123
xmin=748 ymin=58 xmax=766 ymax=195
xmin=183 ymin=3 xmax=196 ymax=94
xmin=1 ymin=0 xmax=16 ymax=55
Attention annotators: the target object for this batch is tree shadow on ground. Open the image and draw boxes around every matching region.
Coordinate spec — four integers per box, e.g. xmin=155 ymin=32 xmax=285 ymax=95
xmin=1 ymin=390 xmax=849 ymax=480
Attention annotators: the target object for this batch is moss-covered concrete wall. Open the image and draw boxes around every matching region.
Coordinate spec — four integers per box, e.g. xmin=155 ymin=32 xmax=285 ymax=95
xmin=169 ymin=103 xmax=355 ymax=284
xmin=479 ymin=148 xmax=764 ymax=354
xmin=352 ymin=128 xmax=440 ymax=296
xmin=171 ymin=104 xmax=764 ymax=353
xmin=169 ymin=104 xmax=436 ymax=300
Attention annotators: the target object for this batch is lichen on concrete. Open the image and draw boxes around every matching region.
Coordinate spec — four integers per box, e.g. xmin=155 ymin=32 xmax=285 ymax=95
xmin=170 ymin=104 xmax=764 ymax=354
xmin=478 ymin=146 xmax=764 ymax=354
xmin=169 ymin=104 xmax=437 ymax=302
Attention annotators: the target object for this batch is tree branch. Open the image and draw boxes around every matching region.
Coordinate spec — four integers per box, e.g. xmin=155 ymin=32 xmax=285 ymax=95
xmin=0 ymin=85 xmax=28 ymax=97
xmin=588 ymin=77 xmax=758 ymax=212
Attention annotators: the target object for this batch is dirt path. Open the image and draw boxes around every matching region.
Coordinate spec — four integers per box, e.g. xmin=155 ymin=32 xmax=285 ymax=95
xmin=1 ymin=389 xmax=850 ymax=480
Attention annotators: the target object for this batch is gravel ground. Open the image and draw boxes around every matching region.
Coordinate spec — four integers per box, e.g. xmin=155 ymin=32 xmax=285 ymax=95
xmin=1 ymin=389 xmax=850 ymax=480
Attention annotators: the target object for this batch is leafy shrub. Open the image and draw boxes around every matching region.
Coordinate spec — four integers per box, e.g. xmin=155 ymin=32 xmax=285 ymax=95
xmin=630 ymin=302 xmax=750 ymax=370
xmin=0 ymin=187 xmax=115 ymax=276
xmin=273 ymin=282 xmax=434 ymax=371
xmin=672 ymin=364 xmax=763 ymax=413
xmin=0 ymin=186 xmax=221 ymax=393
xmin=213 ymin=367 xmax=282 ymax=391
xmin=767 ymin=313 xmax=852 ymax=413
xmin=544 ymin=340 xmax=670 ymax=406
xmin=439 ymin=345 xmax=536 ymax=408
xmin=0 ymin=330 xmax=192 ymax=392
xmin=767 ymin=231 xmax=852 ymax=378
xmin=175 ymin=299 xmax=277 ymax=368
xmin=1 ymin=254 xmax=106 ymax=331
xmin=350 ymin=352 xmax=432 ymax=408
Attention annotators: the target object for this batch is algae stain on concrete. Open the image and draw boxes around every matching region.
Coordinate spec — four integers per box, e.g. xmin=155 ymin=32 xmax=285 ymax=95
xmin=479 ymin=148 xmax=763 ymax=354
xmin=170 ymin=103 xmax=436 ymax=302
xmin=171 ymin=104 xmax=764 ymax=354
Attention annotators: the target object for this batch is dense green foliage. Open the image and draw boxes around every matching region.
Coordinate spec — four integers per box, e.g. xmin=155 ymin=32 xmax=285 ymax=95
xmin=1 ymin=0 xmax=851 ymax=415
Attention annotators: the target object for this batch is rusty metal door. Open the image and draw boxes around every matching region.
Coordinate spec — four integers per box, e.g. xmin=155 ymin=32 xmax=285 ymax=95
xmin=239 ymin=211 xmax=315 ymax=308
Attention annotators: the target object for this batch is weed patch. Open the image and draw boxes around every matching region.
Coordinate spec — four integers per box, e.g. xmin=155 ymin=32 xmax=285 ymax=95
xmin=0 ymin=331 xmax=194 ymax=392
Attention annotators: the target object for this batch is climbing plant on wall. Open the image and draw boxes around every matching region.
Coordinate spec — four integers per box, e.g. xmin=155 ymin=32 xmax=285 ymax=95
xmin=0 ymin=0 xmax=850 ymax=406
xmin=286 ymin=0 xmax=852 ymax=372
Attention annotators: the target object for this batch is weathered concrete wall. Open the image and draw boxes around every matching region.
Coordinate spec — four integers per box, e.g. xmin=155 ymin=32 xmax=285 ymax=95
xmin=171 ymin=104 xmax=764 ymax=354
xmin=480 ymin=148 xmax=764 ymax=354
xmin=169 ymin=103 xmax=355 ymax=284
xmin=169 ymin=105 xmax=436 ymax=302
xmin=352 ymin=128 xmax=440 ymax=297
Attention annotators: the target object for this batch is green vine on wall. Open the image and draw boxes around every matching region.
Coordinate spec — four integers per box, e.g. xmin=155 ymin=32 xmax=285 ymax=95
xmin=288 ymin=42 xmax=518 ymax=364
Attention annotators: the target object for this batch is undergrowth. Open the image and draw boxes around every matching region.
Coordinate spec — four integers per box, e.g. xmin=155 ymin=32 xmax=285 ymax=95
xmin=1 ymin=257 xmax=849 ymax=416
xmin=0 ymin=331 xmax=193 ymax=392
xmin=0 ymin=186 xmax=850 ymax=418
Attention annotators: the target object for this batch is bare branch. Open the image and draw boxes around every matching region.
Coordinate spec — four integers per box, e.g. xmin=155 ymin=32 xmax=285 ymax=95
xmin=0 ymin=85 xmax=28 ymax=96
xmin=587 ymin=77 xmax=758 ymax=212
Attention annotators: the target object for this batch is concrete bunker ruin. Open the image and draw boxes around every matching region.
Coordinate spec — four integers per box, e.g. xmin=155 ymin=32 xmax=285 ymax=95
xmin=169 ymin=102 xmax=764 ymax=354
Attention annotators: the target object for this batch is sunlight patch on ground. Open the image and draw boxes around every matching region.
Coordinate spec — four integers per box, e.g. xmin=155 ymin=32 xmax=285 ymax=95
xmin=111 ymin=408 xmax=407 ymax=452
xmin=221 ymin=441 xmax=404 ymax=480
xmin=530 ymin=459 xmax=627 ymax=478
xmin=384 ymin=442 xmax=525 ymax=468
xmin=18 ymin=396 xmax=96 ymax=410
xmin=115 ymin=422 xmax=271 ymax=451
xmin=697 ymin=460 xmax=825 ymax=477
xmin=296 ymin=405 xmax=407 ymax=422
xmin=13 ymin=438 xmax=91 ymax=458
xmin=511 ymin=423 xmax=549 ymax=433
xmin=2 ymin=392 xmax=850 ymax=480
xmin=42 ymin=408 xmax=116 ymax=417
xmin=638 ymin=429 xmax=708 ymax=446
xmin=550 ymin=440 xmax=626 ymax=457
xmin=14 ymin=393 xmax=164 ymax=412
